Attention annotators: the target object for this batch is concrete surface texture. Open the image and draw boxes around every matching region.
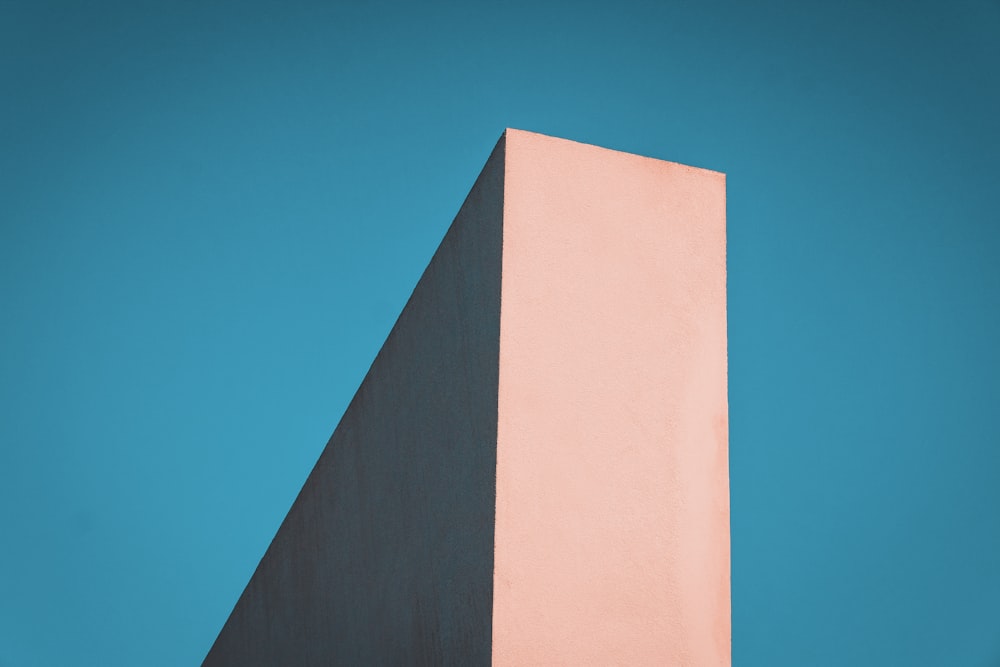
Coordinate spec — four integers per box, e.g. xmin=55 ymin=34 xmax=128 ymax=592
xmin=494 ymin=130 xmax=729 ymax=665
xmin=204 ymin=129 xmax=728 ymax=666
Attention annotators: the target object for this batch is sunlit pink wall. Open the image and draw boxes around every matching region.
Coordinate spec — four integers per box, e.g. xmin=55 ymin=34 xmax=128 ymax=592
xmin=493 ymin=129 xmax=729 ymax=665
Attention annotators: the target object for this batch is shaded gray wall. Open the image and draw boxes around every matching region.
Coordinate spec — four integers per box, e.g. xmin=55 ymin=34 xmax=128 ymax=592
xmin=204 ymin=136 xmax=505 ymax=666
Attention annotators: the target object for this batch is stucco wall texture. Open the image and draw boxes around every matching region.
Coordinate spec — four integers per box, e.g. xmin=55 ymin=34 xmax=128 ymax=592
xmin=203 ymin=129 xmax=728 ymax=666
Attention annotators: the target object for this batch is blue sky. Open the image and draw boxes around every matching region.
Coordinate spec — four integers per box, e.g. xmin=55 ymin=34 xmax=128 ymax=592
xmin=2 ymin=1 xmax=999 ymax=664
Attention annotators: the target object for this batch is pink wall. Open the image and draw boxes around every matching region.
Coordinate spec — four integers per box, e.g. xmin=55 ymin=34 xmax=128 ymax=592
xmin=493 ymin=130 xmax=729 ymax=665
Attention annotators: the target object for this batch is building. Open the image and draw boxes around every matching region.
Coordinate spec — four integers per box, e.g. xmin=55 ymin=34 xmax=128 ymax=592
xmin=204 ymin=129 xmax=729 ymax=666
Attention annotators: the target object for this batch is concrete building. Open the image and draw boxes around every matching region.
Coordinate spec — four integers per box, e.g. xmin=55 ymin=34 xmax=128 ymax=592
xmin=203 ymin=129 xmax=729 ymax=666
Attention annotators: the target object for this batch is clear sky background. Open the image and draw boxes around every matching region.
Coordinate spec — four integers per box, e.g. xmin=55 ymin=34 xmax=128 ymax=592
xmin=2 ymin=1 xmax=999 ymax=665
